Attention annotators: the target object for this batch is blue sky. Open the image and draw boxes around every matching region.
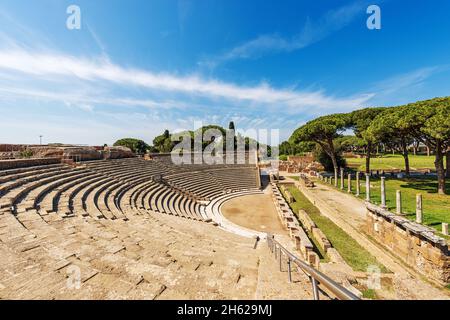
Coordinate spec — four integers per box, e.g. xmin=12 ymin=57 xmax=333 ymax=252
xmin=0 ymin=0 xmax=450 ymax=145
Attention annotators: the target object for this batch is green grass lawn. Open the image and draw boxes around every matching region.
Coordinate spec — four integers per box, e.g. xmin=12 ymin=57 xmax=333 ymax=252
xmin=285 ymin=185 xmax=388 ymax=273
xmin=323 ymin=175 xmax=450 ymax=236
xmin=280 ymin=186 xmax=328 ymax=262
xmin=346 ymin=154 xmax=444 ymax=171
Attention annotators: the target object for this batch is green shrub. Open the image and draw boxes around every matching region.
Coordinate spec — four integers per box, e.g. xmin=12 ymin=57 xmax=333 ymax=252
xmin=19 ymin=149 xmax=33 ymax=158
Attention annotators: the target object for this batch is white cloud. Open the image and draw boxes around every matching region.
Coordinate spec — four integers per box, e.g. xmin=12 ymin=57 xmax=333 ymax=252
xmin=0 ymin=86 xmax=187 ymax=111
xmin=0 ymin=48 xmax=372 ymax=112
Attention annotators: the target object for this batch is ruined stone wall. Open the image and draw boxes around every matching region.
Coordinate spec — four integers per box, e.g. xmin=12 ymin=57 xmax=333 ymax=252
xmin=287 ymin=154 xmax=314 ymax=164
xmin=0 ymin=144 xmax=27 ymax=152
xmin=103 ymin=146 xmax=134 ymax=159
xmin=366 ymin=204 xmax=450 ymax=284
xmin=0 ymin=158 xmax=61 ymax=170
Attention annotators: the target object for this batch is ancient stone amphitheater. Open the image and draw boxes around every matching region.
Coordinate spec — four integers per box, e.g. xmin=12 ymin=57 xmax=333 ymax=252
xmin=0 ymin=153 xmax=332 ymax=299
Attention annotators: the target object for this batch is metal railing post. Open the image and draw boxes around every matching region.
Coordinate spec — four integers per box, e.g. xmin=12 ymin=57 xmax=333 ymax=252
xmin=287 ymin=258 xmax=292 ymax=283
xmin=311 ymin=277 xmax=320 ymax=300
xmin=279 ymin=247 xmax=282 ymax=271
xmin=263 ymin=233 xmax=359 ymax=300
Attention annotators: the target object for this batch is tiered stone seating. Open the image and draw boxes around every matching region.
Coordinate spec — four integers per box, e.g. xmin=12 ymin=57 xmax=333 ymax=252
xmin=1 ymin=158 xmax=317 ymax=299
xmin=0 ymin=158 xmax=260 ymax=224
xmin=0 ymin=165 xmax=72 ymax=209
xmin=163 ymin=171 xmax=225 ymax=200
xmin=152 ymin=153 xmax=255 ymax=174
xmin=1 ymin=203 xmax=276 ymax=299
xmin=162 ymin=167 xmax=258 ymax=200
xmin=208 ymin=168 xmax=258 ymax=191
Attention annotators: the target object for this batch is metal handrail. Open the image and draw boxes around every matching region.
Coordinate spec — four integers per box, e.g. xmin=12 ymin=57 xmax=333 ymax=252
xmin=266 ymin=233 xmax=360 ymax=300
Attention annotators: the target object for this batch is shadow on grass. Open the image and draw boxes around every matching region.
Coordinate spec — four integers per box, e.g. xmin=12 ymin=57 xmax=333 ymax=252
xmin=399 ymin=180 xmax=450 ymax=195
xmin=428 ymin=222 xmax=444 ymax=227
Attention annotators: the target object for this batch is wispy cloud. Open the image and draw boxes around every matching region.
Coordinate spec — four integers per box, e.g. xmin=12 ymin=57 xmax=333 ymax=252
xmin=85 ymin=22 xmax=108 ymax=55
xmin=373 ymin=66 xmax=448 ymax=95
xmin=0 ymin=48 xmax=372 ymax=112
xmin=200 ymin=1 xmax=368 ymax=68
xmin=0 ymin=86 xmax=188 ymax=111
xmin=367 ymin=65 xmax=450 ymax=106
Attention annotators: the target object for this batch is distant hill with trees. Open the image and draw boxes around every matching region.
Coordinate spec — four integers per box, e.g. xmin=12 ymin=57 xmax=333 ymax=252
xmin=114 ymin=122 xmax=272 ymax=156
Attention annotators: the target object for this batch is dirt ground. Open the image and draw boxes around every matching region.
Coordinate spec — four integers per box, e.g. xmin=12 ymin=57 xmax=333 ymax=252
xmin=221 ymin=194 xmax=287 ymax=235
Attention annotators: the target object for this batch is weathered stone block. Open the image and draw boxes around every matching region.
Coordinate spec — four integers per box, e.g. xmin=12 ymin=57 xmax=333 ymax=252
xmin=312 ymin=227 xmax=331 ymax=252
xmin=297 ymin=209 xmax=316 ymax=232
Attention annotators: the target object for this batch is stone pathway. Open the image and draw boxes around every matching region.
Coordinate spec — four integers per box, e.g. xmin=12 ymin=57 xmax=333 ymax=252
xmin=255 ymin=243 xmax=317 ymax=300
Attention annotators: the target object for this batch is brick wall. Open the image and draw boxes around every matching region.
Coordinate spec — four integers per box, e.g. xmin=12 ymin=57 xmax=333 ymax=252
xmin=0 ymin=144 xmax=26 ymax=152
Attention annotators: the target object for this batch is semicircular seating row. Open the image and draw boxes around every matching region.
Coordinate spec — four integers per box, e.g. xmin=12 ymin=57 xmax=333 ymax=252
xmin=162 ymin=168 xmax=259 ymax=201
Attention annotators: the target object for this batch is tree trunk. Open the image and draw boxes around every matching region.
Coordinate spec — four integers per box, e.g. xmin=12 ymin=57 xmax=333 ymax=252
xmin=403 ymin=152 xmax=410 ymax=176
xmin=413 ymin=140 xmax=418 ymax=155
xmin=435 ymin=142 xmax=446 ymax=195
xmin=446 ymin=149 xmax=450 ymax=178
xmin=330 ymin=153 xmax=338 ymax=172
xmin=402 ymin=140 xmax=409 ymax=176
xmin=325 ymin=138 xmax=339 ymax=173
xmin=365 ymin=142 xmax=372 ymax=175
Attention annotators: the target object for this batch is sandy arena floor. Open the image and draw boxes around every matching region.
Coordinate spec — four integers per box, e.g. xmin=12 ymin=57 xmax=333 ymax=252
xmin=221 ymin=194 xmax=287 ymax=235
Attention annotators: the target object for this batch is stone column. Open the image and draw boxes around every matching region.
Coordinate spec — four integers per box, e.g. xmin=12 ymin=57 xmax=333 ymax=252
xmin=442 ymin=223 xmax=449 ymax=236
xmin=334 ymin=168 xmax=338 ymax=187
xmin=380 ymin=177 xmax=386 ymax=208
xmin=365 ymin=174 xmax=370 ymax=202
xmin=340 ymin=168 xmax=344 ymax=190
xmin=356 ymin=171 xmax=360 ymax=196
xmin=416 ymin=194 xmax=423 ymax=224
xmin=396 ymin=190 xmax=402 ymax=215
xmin=347 ymin=174 xmax=352 ymax=193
